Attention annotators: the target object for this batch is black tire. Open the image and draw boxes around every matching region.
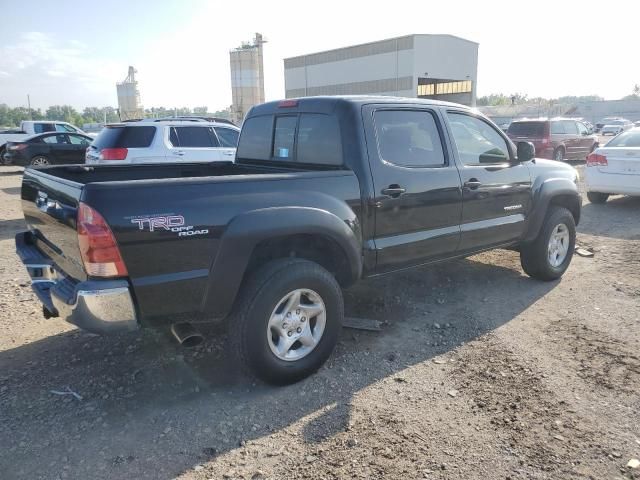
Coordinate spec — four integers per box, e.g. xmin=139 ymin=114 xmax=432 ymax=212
xmin=587 ymin=191 xmax=609 ymax=204
xmin=553 ymin=147 xmax=565 ymax=162
xmin=229 ymin=258 xmax=343 ymax=385
xmin=520 ymin=206 xmax=576 ymax=281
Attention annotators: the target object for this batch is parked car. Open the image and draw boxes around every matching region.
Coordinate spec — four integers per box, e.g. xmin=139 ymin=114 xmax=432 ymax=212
xmin=595 ymin=117 xmax=624 ymax=133
xmin=3 ymin=132 xmax=93 ymax=166
xmin=0 ymin=121 xmax=86 ymax=161
xmin=85 ymin=120 xmax=240 ymax=164
xmin=507 ymin=118 xmax=598 ymax=161
xmin=600 ymin=119 xmax=634 ymax=136
xmin=15 ymin=96 xmax=581 ymax=384
xmin=585 ymin=127 xmax=640 ymax=203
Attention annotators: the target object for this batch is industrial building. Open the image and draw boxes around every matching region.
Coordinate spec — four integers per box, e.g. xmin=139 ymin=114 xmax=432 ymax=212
xmin=116 ymin=66 xmax=144 ymax=121
xmin=284 ymin=34 xmax=478 ymax=106
xmin=230 ymin=33 xmax=266 ymax=124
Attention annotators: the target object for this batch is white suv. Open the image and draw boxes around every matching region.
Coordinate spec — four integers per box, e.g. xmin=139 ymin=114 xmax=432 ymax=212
xmin=85 ymin=120 xmax=239 ymax=164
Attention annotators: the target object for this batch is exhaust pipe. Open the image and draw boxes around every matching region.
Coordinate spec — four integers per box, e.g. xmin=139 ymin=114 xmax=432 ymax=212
xmin=171 ymin=323 xmax=204 ymax=348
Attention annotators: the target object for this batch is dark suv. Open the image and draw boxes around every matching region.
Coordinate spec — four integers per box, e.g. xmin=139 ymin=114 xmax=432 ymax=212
xmin=507 ymin=118 xmax=598 ymax=161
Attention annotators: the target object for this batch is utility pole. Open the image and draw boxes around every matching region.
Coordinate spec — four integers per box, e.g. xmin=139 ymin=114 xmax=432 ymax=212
xmin=27 ymin=94 xmax=32 ymax=120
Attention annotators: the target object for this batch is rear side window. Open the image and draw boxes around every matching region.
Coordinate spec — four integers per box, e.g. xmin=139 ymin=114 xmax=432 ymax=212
xmin=93 ymin=126 xmax=156 ymax=149
xmin=34 ymin=123 xmax=56 ymax=134
xmin=273 ymin=116 xmax=297 ymax=159
xmin=374 ymin=110 xmax=445 ymax=167
xmin=550 ymin=121 xmax=565 ymax=134
xmin=43 ymin=134 xmax=68 ymax=145
xmin=562 ymin=120 xmax=578 ymax=134
xmin=170 ymin=127 xmax=219 ymax=148
xmin=297 ymin=114 xmax=342 ymax=165
xmin=214 ymin=127 xmax=239 ymax=148
xmin=236 ymin=115 xmax=273 ymax=161
xmin=508 ymin=121 xmax=545 ymax=136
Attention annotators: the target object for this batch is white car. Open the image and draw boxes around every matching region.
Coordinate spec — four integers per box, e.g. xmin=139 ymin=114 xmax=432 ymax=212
xmin=600 ymin=120 xmax=633 ymax=136
xmin=585 ymin=127 xmax=640 ymax=203
xmin=85 ymin=120 xmax=239 ymax=164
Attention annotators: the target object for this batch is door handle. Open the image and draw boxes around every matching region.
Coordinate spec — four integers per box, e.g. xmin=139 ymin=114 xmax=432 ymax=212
xmin=222 ymin=151 xmax=235 ymax=156
xmin=173 ymin=151 xmax=185 ymax=156
xmin=381 ymin=185 xmax=406 ymax=198
xmin=464 ymin=179 xmax=482 ymax=189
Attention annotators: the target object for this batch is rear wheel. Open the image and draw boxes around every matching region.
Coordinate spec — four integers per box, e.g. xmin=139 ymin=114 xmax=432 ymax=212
xmin=587 ymin=191 xmax=609 ymax=204
xmin=553 ymin=147 xmax=565 ymax=162
xmin=229 ymin=258 xmax=343 ymax=385
xmin=30 ymin=156 xmax=50 ymax=166
xmin=520 ymin=206 xmax=576 ymax=281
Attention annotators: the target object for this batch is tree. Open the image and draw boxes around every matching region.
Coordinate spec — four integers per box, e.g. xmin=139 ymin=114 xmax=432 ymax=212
xmin=193 ymin=106 xmax=208 ymax=116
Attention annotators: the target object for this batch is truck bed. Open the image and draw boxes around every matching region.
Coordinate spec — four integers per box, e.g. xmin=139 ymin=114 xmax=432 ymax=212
xmin=34 ymin=161 xmax=317 ymax=185
xmin=20 ymin=161 xmax=360 ymax=326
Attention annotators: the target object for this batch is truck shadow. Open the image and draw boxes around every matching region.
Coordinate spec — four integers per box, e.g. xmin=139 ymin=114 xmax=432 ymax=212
xmin=0 ymin=253 xmax=557 ymax=479
xmin=578 ymin=195 xmax=640 ymax=240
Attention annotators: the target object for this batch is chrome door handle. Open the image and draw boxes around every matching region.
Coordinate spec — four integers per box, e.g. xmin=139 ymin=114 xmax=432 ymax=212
xmin=464 ymin=180 xmax=482 ymax=189
xmin=173 ymin=151 xmax=185 ymax=156
xmin=222 ymin=151 xmax=235 ymax=156
xmin=381 ymin=185 xmax=406 ymax=198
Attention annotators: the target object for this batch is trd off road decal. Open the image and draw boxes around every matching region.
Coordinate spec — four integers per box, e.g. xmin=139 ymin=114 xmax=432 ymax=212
xmin=128 ymin=214 xmax=209 ymax=237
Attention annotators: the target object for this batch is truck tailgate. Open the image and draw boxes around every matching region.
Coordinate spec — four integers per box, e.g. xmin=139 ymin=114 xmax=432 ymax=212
xmin=20 ymin=168 xmax=87 ymax=281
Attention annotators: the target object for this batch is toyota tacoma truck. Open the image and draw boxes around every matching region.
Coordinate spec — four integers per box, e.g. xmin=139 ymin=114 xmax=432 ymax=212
xmin=15 ymin=96 xmax=581 ymax=384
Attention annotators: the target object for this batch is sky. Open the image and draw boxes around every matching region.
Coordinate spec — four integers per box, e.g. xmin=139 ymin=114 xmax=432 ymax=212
xmin=1 ymin=0 xmax=639 ymax=111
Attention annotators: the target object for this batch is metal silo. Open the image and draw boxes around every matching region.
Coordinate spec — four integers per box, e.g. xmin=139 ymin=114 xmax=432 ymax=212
xmin=229 ymin=33 xmax=266 ymax=125
xmin=116 ymin=66 xmax=144 ymax=121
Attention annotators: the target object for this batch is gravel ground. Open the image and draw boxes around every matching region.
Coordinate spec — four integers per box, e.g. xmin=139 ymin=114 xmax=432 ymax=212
xmin=0 ymin=164 xmax=638 ymax=480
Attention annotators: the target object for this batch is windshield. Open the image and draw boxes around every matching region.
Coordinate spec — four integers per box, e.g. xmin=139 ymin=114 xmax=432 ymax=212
xmin=507 ymin=121 xmax=545 ymax=136
xmin=605 ymin=130 xmax=640 ymax=147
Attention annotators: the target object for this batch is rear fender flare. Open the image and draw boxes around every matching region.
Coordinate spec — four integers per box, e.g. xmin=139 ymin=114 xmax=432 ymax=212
xmin=201 ymin=207 xmax=362 ymax=319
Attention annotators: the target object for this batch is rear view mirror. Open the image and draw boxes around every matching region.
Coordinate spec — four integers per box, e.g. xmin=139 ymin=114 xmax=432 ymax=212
xmin=517 ymin=141 xmax=536 ymax=162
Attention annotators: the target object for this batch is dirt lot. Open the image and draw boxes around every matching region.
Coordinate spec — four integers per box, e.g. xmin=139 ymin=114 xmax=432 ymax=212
xmin=0 ymin=164 xmax=638 ymax=480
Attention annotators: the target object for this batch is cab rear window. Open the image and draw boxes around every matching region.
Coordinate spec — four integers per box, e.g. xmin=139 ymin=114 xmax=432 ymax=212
xmin=93 ymin=126 xmax=156 ymax=149
xmin=237 ymin=113 xmax=342 ymax=166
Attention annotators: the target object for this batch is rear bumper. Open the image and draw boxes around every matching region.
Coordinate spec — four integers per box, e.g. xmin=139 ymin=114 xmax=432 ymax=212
xmin=15 ymin=231 xmax=138 ymax=334
xmin=584 ymin=168 xmax=640 ymax=196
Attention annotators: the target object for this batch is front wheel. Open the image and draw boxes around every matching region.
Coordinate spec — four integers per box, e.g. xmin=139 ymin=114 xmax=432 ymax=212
xmin=30 ymin=156 xmax=50 ymax=166
xmin=229 ymin=258 xmax=343 ymax=385
xmin=587 ymin=191 xmax=609 ymax=204
xmin=520 ymin=206 xmax=576 ymax=281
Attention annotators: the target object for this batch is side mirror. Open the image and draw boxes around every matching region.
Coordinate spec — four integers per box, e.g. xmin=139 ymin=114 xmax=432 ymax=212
xmin=517 ymin=141 xmax=536 ymax=162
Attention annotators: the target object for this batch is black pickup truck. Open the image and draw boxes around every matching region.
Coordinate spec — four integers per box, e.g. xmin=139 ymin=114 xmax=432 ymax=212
xmin=16 ymin=96 xmax=581 ymax=384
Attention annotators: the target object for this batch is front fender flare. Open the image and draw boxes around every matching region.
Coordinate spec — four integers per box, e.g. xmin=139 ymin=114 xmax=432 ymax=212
xmin=523 ymin=177 xmax=581 ymax=243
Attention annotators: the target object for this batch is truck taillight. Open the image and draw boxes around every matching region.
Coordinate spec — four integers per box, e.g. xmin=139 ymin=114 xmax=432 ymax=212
xmin=586 ymin=153 xmax=608 ymax=167
xmin=100 ymin=148 xmax=128 ymax=160
xmin=77 ymin=202 xmax=128 ymax=277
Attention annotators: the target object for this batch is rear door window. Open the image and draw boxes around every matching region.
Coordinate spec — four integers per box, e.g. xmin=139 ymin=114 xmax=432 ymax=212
xmin=550 ymin=121 xmax=565 ymax=134
xmin=172 ymin=126 xmax=219 ymax=148
xmin=373 ymin=110 xmax=444 ymax=167
xmin=507 ymin=122 xmax=545 ymax=137
xmin=43 ymin=134 xmax=68 ymax=144
xmin=561 ymin=120 xmax=578 ymax=135
xmin=34 ymin=123 xmax=56 ymax=134
xmin=93 ymin=126 xmax=156 ymax=149
xmin=273 ymin=116 xmax=297 ymax=159
xmin=213 ymin=127 xmax=239 ymax=147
